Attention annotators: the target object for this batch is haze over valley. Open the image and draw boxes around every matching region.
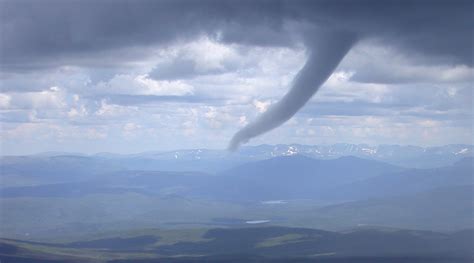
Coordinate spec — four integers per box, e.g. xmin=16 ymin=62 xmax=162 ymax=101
xmin=1 ymin=144 xmax=473 ymax=261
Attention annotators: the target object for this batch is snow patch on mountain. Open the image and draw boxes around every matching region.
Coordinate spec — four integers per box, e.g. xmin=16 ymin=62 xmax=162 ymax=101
xmin=455 ymin=148 xmax=469 ymax=155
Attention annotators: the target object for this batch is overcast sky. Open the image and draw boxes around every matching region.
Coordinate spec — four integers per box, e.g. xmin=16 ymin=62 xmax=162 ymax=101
xmin=0 ymin=0 xmax=472 ymax=155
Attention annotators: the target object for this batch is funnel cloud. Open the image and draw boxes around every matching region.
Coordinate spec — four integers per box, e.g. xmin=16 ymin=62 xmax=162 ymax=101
xmin=229 ymin=31 xmax=357 ymax=151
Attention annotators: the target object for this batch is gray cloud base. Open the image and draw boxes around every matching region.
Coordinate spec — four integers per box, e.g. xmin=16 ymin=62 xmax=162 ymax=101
xmin=1 ymin=0 xmax=472 ymax=71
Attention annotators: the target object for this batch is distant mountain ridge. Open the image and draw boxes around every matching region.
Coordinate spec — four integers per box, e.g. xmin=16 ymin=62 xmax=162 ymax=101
xmin=1 ymin=149 xmax=472 ymax=238
xmin=321 ymin=156 xmax=474 ymax=200
xmin=200 ymin=155 xmax=403 ymax=201
xmin=2 ymin=154 xmax=471 ymax=202
xmin=2 ymin=144 xmax=471 ymax=173
xmin=95 ymin=143 xmax=474 ymax=165
xmin=0 ymin=155 xmax=402 ymax=200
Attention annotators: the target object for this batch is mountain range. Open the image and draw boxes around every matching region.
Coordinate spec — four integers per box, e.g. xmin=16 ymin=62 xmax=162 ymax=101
xmin=1 ymin=150 xmax=472 ymax=239
xmin=4 ymin=144 xmax=471 ymax=176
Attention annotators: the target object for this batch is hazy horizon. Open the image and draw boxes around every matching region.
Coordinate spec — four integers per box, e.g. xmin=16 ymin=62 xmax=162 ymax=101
xmin=2 ymin=142 xmax=474 ymax=156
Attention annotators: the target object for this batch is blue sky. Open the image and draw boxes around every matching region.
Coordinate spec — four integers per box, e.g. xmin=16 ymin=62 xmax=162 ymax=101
xmin=0 ymin=1 xmax=472 ymax=155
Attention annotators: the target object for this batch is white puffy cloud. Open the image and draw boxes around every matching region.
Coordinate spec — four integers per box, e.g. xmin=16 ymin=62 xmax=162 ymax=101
xmin=95 ymin=99 xmax=138 ymax=118
xmin=0 ymin=94 xmax=11 ymax=109
xmin=95 ymin=74 xmax=194 ymax=96
xmin=67 ymin=105 xmax=88 ymax=119
xmin=253 ymin=99 xmax=272 ymax=113
xmin=6 ymin=87 xmax=67 ymax=109
xmin=122 ymin=122 xmax=142 ymax=137
xmin=148 ymin=37 xmax=244 ymax=80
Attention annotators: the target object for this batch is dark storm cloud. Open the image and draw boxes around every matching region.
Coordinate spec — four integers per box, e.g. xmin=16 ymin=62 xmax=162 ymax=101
xmin=149 ymin=58 xmax=200 ymax=80
xmin=1 ymin=0 xmax=472 ymax=71
xmin=288 ymin=0 xmax=473 ymax=65
xmin=0 ymin=0 xmax=290 ymax=70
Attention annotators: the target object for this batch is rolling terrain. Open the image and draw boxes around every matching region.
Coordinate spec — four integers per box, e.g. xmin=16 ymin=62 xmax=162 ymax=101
xmin=0 ymin=145 xmax=473 ymax=261
xmin=0 ymin=226 xmax=472 ymax=262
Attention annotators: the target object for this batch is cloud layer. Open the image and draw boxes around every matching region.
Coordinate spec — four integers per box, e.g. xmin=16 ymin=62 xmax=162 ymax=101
xmin=0 ymin=0 xmax=472 ymax=154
